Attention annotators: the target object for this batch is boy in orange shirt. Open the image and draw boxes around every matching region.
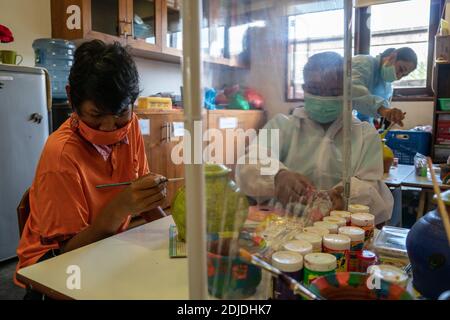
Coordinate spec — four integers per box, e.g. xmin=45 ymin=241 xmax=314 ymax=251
xmin=16 ymin=40 xmax=166 ymax=299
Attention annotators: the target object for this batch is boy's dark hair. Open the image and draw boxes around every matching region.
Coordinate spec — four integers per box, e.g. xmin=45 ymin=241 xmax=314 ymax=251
xmin=381 ymin=47 xmax=418 ymax=68
xmin=68 ymin=40 xmax=140 ymax=114
xmin=303 ymin=51 xmax=344 ymax=96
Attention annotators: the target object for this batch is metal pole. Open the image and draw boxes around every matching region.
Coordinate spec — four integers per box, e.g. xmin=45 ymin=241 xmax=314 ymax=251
xmin=182 ymin=0 xmax=208 ymax=299
xmin=343 ymin=0 xmax=353 ymax=210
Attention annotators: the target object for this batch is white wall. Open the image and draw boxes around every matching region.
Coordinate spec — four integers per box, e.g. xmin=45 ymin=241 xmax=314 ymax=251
xmin=134 ymin=57 xmax=182 ymax=96
xmin=391 ymin=101 xmax=434 ymax=129
xmin=0 ymin=0 xmax=51 ymax=67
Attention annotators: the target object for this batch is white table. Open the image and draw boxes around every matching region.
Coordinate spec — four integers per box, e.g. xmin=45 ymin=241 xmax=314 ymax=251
xmin=383 ymin=164 xmax=415 ymax=187
xmin=17 ymin=216 xmax=189 ymax=300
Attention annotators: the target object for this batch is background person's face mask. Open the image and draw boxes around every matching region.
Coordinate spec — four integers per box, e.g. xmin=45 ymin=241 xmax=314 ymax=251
xmin=304 ymin=93 xmax=343 ymax=124
xmin=381 ymin=64 xmax=398 ymax=82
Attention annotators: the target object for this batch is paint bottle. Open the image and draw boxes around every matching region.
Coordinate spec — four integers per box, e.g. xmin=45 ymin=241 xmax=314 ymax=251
xmin=348 ymin=204 xmax=370 ymax=214
xmin=303 ymin=226 xmax=329 ymax=237
xmin=283 ymin=239 xmax=313 ymax=257
xmin=323 ymin=216 xmax=347 ymax=227
xmin=272 ymin=251 xmax=303 ymax=300
xmin=294 ymin=232 xmax=322 ymax=253
xmin=314 ymin=221 xmax=339 ymax=234
xmin=357 ymin=249 xmax=378 ymax=273
xmin=330 ymin=210 xmax=352 ymax=225
xmin=322 ymin=234 xmax=351 ymax=272
xmin=339 ymin=226 xmax=366 ymax=272
xmin=351 ymin=213 xmax=375 ymax=241
xmin=303 ymin=253 xmax=337 ymax=285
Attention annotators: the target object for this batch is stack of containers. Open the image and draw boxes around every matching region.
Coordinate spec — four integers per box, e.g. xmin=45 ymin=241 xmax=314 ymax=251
xmin=32 ymin=39 xmax=75 ymax=101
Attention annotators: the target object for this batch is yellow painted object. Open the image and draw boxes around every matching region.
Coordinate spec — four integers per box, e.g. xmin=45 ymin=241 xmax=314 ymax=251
xmin=137 ymin=97 xmax=172 ymax=110
xmin=382 ymin=138 xmax=394 ymax=174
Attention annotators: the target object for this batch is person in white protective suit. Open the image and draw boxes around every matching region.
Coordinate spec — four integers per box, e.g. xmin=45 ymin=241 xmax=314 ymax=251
xmin=236 ymin=51 xmax=394 ymax=225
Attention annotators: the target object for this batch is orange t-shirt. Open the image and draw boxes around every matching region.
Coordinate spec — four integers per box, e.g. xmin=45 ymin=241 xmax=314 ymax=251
xmin=15 ymin=113 xmax=149 ymax=287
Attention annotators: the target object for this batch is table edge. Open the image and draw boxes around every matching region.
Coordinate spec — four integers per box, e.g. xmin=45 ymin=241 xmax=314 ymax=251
xmin=16 ymin=272 xmax=74 ymax=300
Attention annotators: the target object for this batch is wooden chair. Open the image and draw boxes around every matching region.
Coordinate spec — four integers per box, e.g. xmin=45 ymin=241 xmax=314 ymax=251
xmin=17 ymin=188 xmax=30 ymax=238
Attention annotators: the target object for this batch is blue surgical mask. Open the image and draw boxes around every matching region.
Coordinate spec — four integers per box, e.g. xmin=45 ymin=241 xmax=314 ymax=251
xmin=304 ymin=93 xmax=343 ymax=124
xmin=381 ymin=64 xmax=398 ymax=82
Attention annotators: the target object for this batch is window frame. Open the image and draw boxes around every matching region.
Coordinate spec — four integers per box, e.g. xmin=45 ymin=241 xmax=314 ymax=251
xmin=285 ymin=0 xmax=444 ymax=102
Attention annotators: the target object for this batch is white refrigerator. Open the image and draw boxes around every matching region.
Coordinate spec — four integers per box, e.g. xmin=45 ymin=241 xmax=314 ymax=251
xmin=0 ymin=64 xmax=49 ymax=261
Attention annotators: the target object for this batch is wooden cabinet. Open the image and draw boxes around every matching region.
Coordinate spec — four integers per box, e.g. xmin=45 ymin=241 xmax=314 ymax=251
xmin=135 ymin=109 xmax=266 ymax=208
xmin=50 ymin=0 xmax=250 ymax=68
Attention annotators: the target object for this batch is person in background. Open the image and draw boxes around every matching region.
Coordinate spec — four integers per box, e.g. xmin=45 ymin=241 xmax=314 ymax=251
xmin=353 ymin=47 xmax=418 ymax=127
xmin=15 ymin=40 xmax=167 ymax=299
xmin=236 ymin=52 xmax=394 ymax=225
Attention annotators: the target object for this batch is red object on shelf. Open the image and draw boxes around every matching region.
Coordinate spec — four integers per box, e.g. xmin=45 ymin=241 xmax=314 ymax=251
xmin=436 ymin=120 xmax=450 ymax=144
xmin=0 ymin=24 xmax=14 ymax=43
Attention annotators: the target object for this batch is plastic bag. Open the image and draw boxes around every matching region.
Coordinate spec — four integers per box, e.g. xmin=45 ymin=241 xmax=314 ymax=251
xmin=414 ymin=153 xmax=427 ymax=177
xmin=204 ymin=87 xmax=217 ymax=110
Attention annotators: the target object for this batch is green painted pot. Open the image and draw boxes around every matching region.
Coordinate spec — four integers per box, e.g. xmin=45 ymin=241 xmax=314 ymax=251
xmin=171 ymin=164 xmax=249 ymax=241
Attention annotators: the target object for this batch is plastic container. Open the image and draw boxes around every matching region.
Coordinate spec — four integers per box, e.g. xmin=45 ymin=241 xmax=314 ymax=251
xmin=314 ymin=221 xmax=338 ymax=234
xmin=351 ymin=213 xmax=375 ymax=241
xmin=348 ymin=204 xmax=370 ymax=214
xmin=439 ymin=98 xmax=450 ymax=111
xmin=323 ymin=216 xmax=346 ymax=227
xmin=32 ymin=38 xmax=75 ymax=100
xmin=322 ymin=234 xmax=351 ymax=272
xmin=303 ymin=253 xmax=337 ymax=285
xmin=272 ymin=251 xmax=303 ymax=300
xmin=283 ymin=240 xmax=313 ymax=257
xmin=294 ymin=233 xmax=322 ymax=253
xmin=357 ymin=250 xmax=378 ymax=273
xmin=137 ymin=97 xmax=173 ymax=110
xmin=339 ymin=226 xmax=365 ymax=272
xmin=367 ymin=264 xmax=409 ymax=288
xmin=303 ymin=226 xmax=329 ymax=237
xmin=385 ymin=131 xmax=432 ymax=165
xmin=330 ymin=210 xmax=352 ymax=225
xmin=373 ymin=226 xmax=409 ymax=259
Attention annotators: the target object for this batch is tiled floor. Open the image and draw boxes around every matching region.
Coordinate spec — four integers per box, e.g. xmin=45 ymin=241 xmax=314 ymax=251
xmin=0 ymin=258 xmax=24 ymax=300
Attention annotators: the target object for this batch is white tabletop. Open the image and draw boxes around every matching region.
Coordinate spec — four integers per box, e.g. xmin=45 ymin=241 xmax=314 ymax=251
xmin=383 ymin=164 xmax=415 ymax=187
xmin=402 ymin=170 xmax=450 ymax=190
xmin=17 ymin=216 xmax=188 ymax=300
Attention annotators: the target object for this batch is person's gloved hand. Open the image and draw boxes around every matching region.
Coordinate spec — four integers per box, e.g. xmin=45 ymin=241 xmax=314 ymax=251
xmin=378 ymin=106 xmax=405 ymax=127
xmin=327 ymin=186 xmax=344 ymax=211
xmin=274 ymin=169 xmax=315 ymax=206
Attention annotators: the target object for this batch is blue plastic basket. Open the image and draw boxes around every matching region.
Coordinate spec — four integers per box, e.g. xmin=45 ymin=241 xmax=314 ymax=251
xmin=385 ymin=131 xmax=432 ymax=165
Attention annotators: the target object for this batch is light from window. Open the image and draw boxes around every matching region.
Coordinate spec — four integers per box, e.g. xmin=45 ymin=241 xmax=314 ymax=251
xmin=287 ymin=9 xmax=353 ymax=100
xmin=369 ymin=0 xmax=431 ymax=89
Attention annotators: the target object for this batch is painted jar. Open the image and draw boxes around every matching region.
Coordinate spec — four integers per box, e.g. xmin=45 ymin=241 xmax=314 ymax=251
xmin=357 ymin=249 xmax=378 ymax=273
xmin=323 ymin=216 xmax=347 ymax=228
xmin=294 ymin=232 xmax=322 ymax=253
xmin=351 ymin=213 xmax=375 ymax=241
xmin=339 ymin=226 xmax=366 ymax=272
xmin=322 ymin=234 xmax=351 ymax=272
xmin=303 ymin=253 xmax=337 ymax=285
xmin=348 ymin=204 xmax=370 ymax=214
xmin=330 ymin=210 xmax=352 ymax=225
xmin=367 ymin=264 xmax=409 ymax=288
xmin=283 ymin=240 xmax=313 ymax=257
xmin=303 ymin=226 xmax=329 ymax=237
xmin=272 ymin=251 xmax=303 ymax=300
xmin=313 ymin=221 xmax=339 ymax=234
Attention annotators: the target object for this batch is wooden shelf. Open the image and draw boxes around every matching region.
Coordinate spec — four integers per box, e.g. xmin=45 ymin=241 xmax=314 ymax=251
xmin=435 ymin=144 xmax=450 ymax=149
xmin=436 ymin=111 xmax=450 ymax=114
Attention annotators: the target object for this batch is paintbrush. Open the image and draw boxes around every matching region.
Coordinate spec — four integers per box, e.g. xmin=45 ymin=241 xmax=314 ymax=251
xmin=96 ymin=177 xmax=184 ymax=189
xmin=239 ymin=248 xmax=323 ymax=300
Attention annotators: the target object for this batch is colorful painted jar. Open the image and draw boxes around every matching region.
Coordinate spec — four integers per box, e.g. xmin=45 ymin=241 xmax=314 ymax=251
xmin=351 ymin=213 xmax=375 ymax=241
xmin=367 ymin=264 xmax=409 ymax=288
xmin=322 ymin=234 xmax=351 ymax=272
xmin=323 ymin=216 xmax=347 ymax=227
xmin=357 ymin=250 xmax=378 ymax=273
xmin=272 ymin=251 xmax=303 ymax=300
xmin=314 ymin=221 xmax=339 ymax=234
xmin=348 ymin=204 xmax=370 ymax=214
xmin=294 ymin=232 xmax=322 ymax=253
xmin=283 ymin=239 xmax=313 ymax=257
xmin=303 ymin=226 xmax=329 ymax=237
xmin=330 ymin=210 xmax=352 ymax=225
xmin=339 ymin=226 xmax=366 ymax=272
xmin=303 ymin=253 xmax=337 ymax=285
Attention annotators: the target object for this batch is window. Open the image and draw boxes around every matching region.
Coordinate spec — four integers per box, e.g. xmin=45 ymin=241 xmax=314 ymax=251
xmin=286 ymin=0 xmax=440 ymax=101
xmin=370 ymin=0 xmax=431 ymax=89
xmin=287 ymin=9 xmax=354 ymax=100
